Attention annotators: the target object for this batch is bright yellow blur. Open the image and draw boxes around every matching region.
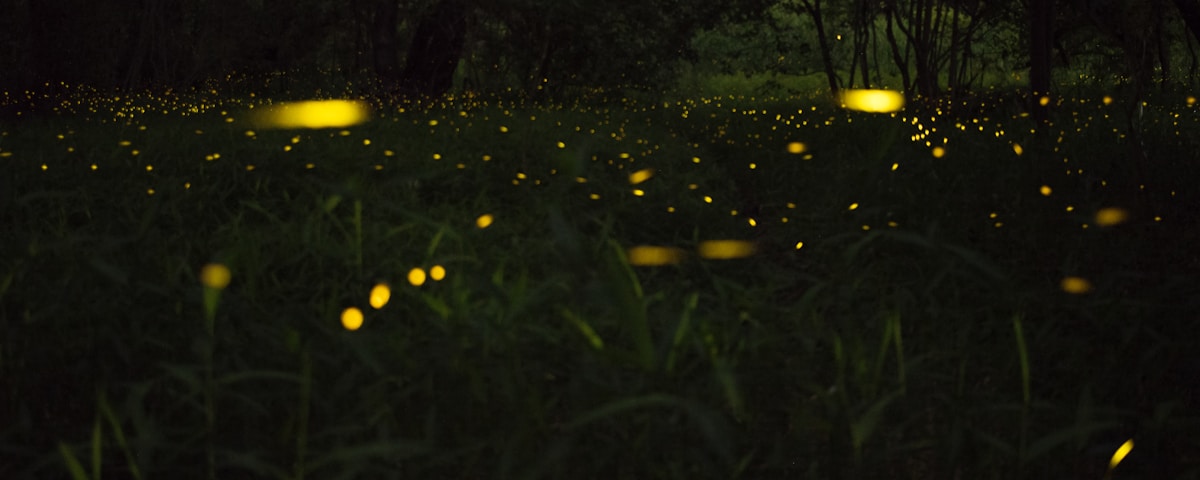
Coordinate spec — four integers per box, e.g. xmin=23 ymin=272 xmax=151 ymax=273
xmin=200 ymin=263 xmax=231 ymax=290
xmin=627 ymin=246 xmax=685 ymax=266
xmin=369 ymin=283 xmax=391 ymax=309
xmin=430 ymin=265 xmax=446 ymax=281
xmin=697 ymin=240 xmax=756 ymax=259
xmin=1109 ymin=438 xmax=1134 ymax=470
xmin=476 ymin=214 xmax=494 ymax=229
xmin=408 ymin=268 xmax=427 ymax=287
xmin=341 ymin=307 xmax=364 ymax=331
xmin=1095 ymin=207 xmax=1129 ymax=226
xmin=840 ymin=89 xmax=905 ymax=113
xmin=253 ymin=100 xmax=370 ymax=129
xmin=1061 ymin=276 xmax=1093 ymax=294
xmin=629 ymin=168 xmax=654 ymax=185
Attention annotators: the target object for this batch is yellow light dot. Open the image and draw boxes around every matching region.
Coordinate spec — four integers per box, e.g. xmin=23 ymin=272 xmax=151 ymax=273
xmin=428 ymin=119 xmax=438 ymax=126
xmin=627 ymin=246 xmax=686 ymax=266
xmin=341 ymin=307 xmax=364 ymax=331
xmin=430 ymin=265 xmax=446 ymax=281
xmin=1061 ymin=276 xmax=1093 ymax=294
xmin=1187 ymin=96 xmax=1196 ymax=106
xmin=91 ymin=164 xmax=98 ymax=170
xmin=697 ymin=240 xmax=756 ymax=259
xmin=145 ymin=165 xmax=153 ymax=172
xmin=476 ymin=214 xmax=494 ymax=229
xmin=556 ymin=141 xmax=566 ymax=148
xmin=839 ymin=89 xmax=905 ymax=113
xmin=252 ymin=100 xmax=371 ymax=129
xmin=200 ymin=263 xmax=232 ymax=289
xmin=147 ymin=188 xmax=155 ymax=195
xmin=1038 ymin=96 xmax=1050 ymax=106
xmin=787 ymin=142 xmax=807 ymax=154
xmin=1109 ymin=439 xmax=1134 ymax=470
xmin=891 ymin=163 xmax=898 ymax=171
xmin=1103 ymin=96 xmax=1113 ymax=105
xmin=848 ymin=203 xmax=859 ymax=210
xmin=692 ymin=156 xmax=701 ymax=163
xmin=1095 ymin=207 xmax=1129 ymax=226
xmin=363 ymin=139 xmax=371 ymax=145
xmin=1040 ymin=185 xmax=1052 ymax=196
xmin=629 ymin=168 xmax=654 ymax=184
xmin=499 ymin=125 xmax=508 ymax=132
xmin=589 ymin=193 xmax=601 ymax=200
xmin=704 ymin=196 xmax=713 ymax=203
xmin=369 ymin=283 xmax=391 ymax=309
xmin=748 ymin=218 xmax=757 ymax=227
xmin=1012 ymin=144 xmax=1024 ymax=156
xmin=932 ymin=146 xmax=945 ymax=158
xmin=408 ymin=268 xmax=427 ymax=287
xmin=632 ymin=189 xmax=645 ymax=196
xmin=794 ymin=241 xmax=804 ymax=249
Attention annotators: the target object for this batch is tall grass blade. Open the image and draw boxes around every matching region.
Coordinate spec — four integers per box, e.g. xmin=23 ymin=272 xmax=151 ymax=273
xmin=98 ymin=392 xmax=143 ymax=480
xmin=58 ymin=442 xmax=89 ymax=480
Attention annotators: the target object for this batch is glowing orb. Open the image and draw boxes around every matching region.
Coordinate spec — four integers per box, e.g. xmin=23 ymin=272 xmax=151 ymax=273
xmin=253 ymin=100 xmax=370 ymax=129
xmin=200 ymin=263 xmax=231 ymax=290
xmin=840 ymin=89 xmax=905 ymax=113
xmin=627 ymin=246 xmax=685 ymax=266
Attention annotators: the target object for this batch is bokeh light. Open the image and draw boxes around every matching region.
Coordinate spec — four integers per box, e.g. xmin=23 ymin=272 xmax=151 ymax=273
xmin=200 ymin=263 xmax=231 ymax=290
xmin=476 ymin=214 xmax=494 ymax=229
xmin=408 ymin=268 xmax=427 ymax=287
xmin=1061 ymin=277 xmax=1093 ymax=294
xmin=697 ymin=240 xmax=756 ymax=259
xmin=253 ymin=100 xmax=370 ymax=129
xmin=341 ymin=307 xmax=364 ymax=331
xmin=627 ymin=246 xmax=686 ymax=266
xmin=840 ymin=89 xmax=905 ymax=113
xmin=369 ymin=283 xmax=391 ymax=309
xmin=1095 ymin=207 xmax=1129 ymax=226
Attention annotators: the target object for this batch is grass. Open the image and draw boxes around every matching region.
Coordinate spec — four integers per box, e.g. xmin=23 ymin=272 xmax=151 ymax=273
xmin=2 ymin=83 xmax=1199 ymax=479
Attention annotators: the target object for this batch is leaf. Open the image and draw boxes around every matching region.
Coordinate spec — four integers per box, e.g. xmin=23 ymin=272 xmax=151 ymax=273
xmin=851 ymin=391 xmax=901 ymax=450
xmin=565 ymin=394 xmax=681 ymax=429
xmin=57 ymin=442 xmax=89 ymax=480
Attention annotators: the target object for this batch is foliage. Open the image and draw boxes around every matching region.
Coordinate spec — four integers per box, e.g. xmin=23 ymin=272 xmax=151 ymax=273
xmin=2 ymin=77 xmax=1199 ymax=479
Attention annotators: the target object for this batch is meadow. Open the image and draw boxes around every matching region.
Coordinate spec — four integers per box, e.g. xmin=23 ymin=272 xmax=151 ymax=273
xmin=1 ymin=84 xmax=1198 ymax=479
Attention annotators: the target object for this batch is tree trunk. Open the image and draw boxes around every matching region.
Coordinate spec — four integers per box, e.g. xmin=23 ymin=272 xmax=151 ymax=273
xmin=1173 ymin=0 xmax=1200 ymax=44
xmin=398 ymin=0 xmax=467 ymax=98
xmin=372 ymin=0 xmax=400 ymax=81
xmin=1029 ymin=0 xmax=1054 ymax=124
xmin=884 ymin=5 xmax=913 ymax=97
xmin=799 ymin=0 xmax=840 ymax=96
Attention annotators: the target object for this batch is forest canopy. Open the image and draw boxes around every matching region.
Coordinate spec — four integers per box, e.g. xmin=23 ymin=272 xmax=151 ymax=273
xmin=2 ymin=0 xmax=1198 ymax=101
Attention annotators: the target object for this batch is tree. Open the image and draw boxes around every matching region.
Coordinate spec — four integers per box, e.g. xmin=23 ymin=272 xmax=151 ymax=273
xmin=1029 ymin=0 xmax=1054 ymax=124
xmin=796 ymin=0 xmax=842 ymax=95
xmin=396 ymin=0 xmax=467 ymax=97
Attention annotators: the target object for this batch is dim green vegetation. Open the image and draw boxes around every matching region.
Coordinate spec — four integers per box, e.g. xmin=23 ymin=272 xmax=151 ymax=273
xmin=2 ymin=85 xmax=1199 ymax=479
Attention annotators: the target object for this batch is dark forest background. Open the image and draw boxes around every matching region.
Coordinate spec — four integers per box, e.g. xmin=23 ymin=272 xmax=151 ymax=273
xmin=3 ymin=0 xmax=1200 ymax=103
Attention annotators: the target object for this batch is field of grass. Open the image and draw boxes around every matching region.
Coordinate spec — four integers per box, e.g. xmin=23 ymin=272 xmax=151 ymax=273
xmin=2 ymin=84 xmax=1199 ymax=479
